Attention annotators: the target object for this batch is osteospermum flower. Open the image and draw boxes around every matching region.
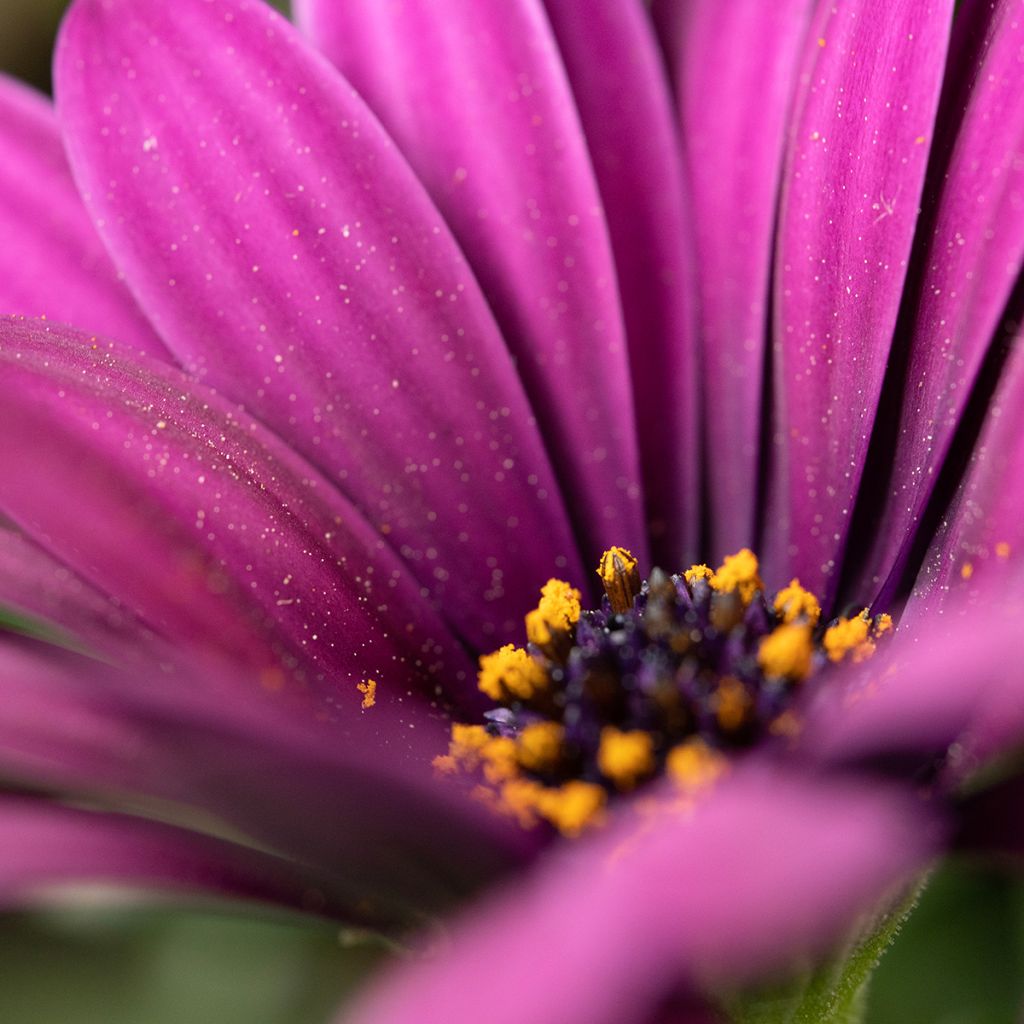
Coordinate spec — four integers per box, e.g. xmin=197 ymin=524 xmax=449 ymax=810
xmin=0 ymin=0 xmax=1023 ymax=1021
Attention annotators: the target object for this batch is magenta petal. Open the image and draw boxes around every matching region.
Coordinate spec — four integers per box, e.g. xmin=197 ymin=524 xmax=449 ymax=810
xmin=0 ymin=75 xmax=166 ymax=356
xmin=56 ymin=0 xmax=584 ymax=646
xmin=294 ymin=0 xmax=647 ymax=564
xmin=654 ymin=0 xmax=813 ymax=559
xmin=0 ymin=318 xmax=473 ymax=708
xmin=343 ymin=768 xmax=938 ymax=1024
xmin=857 ymin=0 xmax=1024 ymax=597
xmin=0 ymin=796 xmax=347 ymax=915
xmin=0 ymin=645 xmax=532 ymax=924
xmin=540 ymin=1 xmax=697 ymax=563
xmin=0 ymin=527 xmax=158 ymax=661
xmin=907 ymin=324 xmax=1024 ymax=614
xmin=804 ymin=598 xmax=1024 ymax=778
xmin=765 ymin=0 xmax=953 ymax=598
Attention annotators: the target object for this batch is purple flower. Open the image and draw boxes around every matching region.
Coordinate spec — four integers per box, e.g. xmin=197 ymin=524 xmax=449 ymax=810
xmin=0 ymin=0 xmax=1023 ymax=1021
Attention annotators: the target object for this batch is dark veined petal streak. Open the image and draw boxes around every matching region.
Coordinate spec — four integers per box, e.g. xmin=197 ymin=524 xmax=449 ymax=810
xmin=292 ymin=0 xmax=650 ymax=568
xmin=539 ymin=0 xmax=699 ymax=567
xmin=654 ymin=0 xmax=815 ymax=562
xmin=55 ymin=0 xmax=584 ymax=651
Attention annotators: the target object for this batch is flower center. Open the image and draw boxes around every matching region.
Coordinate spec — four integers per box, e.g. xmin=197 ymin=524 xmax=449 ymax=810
xmin=434 ymin=548 xmax=892 ymax=837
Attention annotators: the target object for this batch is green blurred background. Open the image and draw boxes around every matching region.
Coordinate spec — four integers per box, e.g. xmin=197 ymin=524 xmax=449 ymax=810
xmin=1 ymin=1 xmax=1023 ymax=1021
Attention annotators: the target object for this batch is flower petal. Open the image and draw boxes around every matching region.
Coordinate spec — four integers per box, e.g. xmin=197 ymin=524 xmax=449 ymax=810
xmin=539 ymin=1 xmax=698 ymax=563
xmin=293 ymin=0 xmax=647 ymax=564
xmin=0 ymin=75 xmax=166 ymax=355
xmin=0 ymin=795 xmax=346 ymax=915
xmin=907 ymin=330 xmax=1024 ymax=616
xmin=343 ymin=768 xmax=938 ymax=1024
xmin=856 ymin=0 xmax=1024 ymax=599
xmin=0 ymin=317 xmax=473 ymax=708
xmin=654 ymin=0 xmax=813 ymax=558
xmin=56 ymin=0 xmax=584 ymax=647
xmin=0 ymin=526 xmax=158 ymax=661
xmin=0 ymin=643 xmax=533 ymax=926
xmin=765 ymin=0 xmax=953 ymax=598
xmin=804 ymin=597 xmax=1024 ymax=779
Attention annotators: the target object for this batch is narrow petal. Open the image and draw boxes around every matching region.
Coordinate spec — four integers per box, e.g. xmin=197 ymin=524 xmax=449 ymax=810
xmin=294 ymin=0 xmax=647 ymax=563
xmin=765 ymin=0 xmax=953 ymax=598
xmin=0 ymin=644 xmax=533 ymax=926
xmin=0 ymin=795 xmax=347 ymax=916
xmin=540 ymin=1 xmax=697 ymax=563
xmin=654 ymin=0 xmax=814 ymax=558
xmin=0 ymin=317 xmax=473 ymax=709
xmin=344 ymin=769 xmax=938 ymax=1024
xmin=0 ymin=75 xmax=166 ymax=356
xmin=56 ymin=0 xmax=584 ymax=648
xmin=804 ymin=597 xmax=1024 ymax=779
xmin=855 ymin=0 xmax=1024 ymax=598
xmin=0 ymin=527 xmax=158 ymax=661
xmin=908 ymin=329 xmax=1024 ymax=615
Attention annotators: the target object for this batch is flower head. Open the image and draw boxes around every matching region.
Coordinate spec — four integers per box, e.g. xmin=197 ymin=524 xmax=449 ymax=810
xmin=0 ymin=0 xmax=1022 ymax=1021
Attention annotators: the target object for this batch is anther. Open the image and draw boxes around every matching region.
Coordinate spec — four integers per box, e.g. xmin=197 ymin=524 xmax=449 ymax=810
xmin=598 ymin=546 xmax=642 ymax=614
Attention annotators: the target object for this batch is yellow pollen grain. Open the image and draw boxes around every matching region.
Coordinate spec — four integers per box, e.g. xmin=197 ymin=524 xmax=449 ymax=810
xmin=357 ymin=678 xmax=377 ymax=709
xmin=598 ymin=727 xmax=656 ymax=791
xmin=431 ymin=754 xmax=457 ymax=775
xmin=516 ymin=721 xmax=564 ymax=773
xmin=773 ymin=579 xmax=821 ymax=626
xmin=666 ymin=738 xmax=727 ymax=794
xmin=598 ymin=546 xmax=641 ymax=613
xmin=499 ymin=778 xmax=544 ymax=829
xmin=479 ymin=736 xmax=519 ymax=785
xmin=996 ymin=541 xmax=1011 ymax=559
xmin=447 ymin=723 xmax=490 ymax=770
xmin=477 ymin=644 xmax=548 ymax=701
xmin=525 ymin=579 xmax=581 ymax=646
xmin=534 ymin=781 xmax=607 ymax=837
xmin=758 ymin=624 xmax=814 ymax=681
xmin=823 ymin=611 xmax=873 ymax=663
xmin=684 ymin=564 xmax=713 ymax=585
xmin=714 ymin=676 xmax=752 ymax=731
xmin=710 ymin=548 xmax=764 ymax=605
xmin=873 ymin=613 xmax=894 ymax=639
xmin=961 ymin=562 xmax=974 ymax=579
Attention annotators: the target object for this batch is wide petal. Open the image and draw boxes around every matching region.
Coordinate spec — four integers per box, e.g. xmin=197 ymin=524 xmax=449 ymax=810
xmin=765 ymin=0 xmax=953 ymax=599
xmin=0 ymin=643 xmax=534 ymax=927
xmin=293 ymin=0 xmax=647 ymax=565
xmin=0 ymin=795 xmax=347 ymax=916
xmin=0 ymin=317 xmax=474 ymax=709
xmin=654 ymin=0 xmax=814 ymax=559
xmin=855 ymin=0 xmax=1024 ymax=600
xmin=56 ymin=0 xmax=584 ymax=648
xmin=342 ymin=768 xmax=938 ymax=1024
xmin=538 ymin=1 xmax=697 ymax=563
xmin=0 ymin=75 xmax=166 ymax=356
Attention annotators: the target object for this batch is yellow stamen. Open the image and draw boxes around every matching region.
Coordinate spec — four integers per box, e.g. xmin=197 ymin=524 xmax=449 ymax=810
xmin=823 ymin=611 xmax=873 ymax=663
xmin=758 ymin=623 xmax=814 ymax=681
xmin=479 ymin=736 xmax=518 ymax=785
xmin=773 ymin=579 xmax=821 ymax=626
xmin=710 ymin=548 xmax=764 ymax=605
xmin=516 ymin=721 xmax=564 ymax=773
xmin=713 ymin=676 xmax=752 ymax=731
xmin=666 ymin=738 xmax=727 ymax=793
xmin=873 ymin=613 xmax=894 ymax=638
xmin=525 ymin=578 xmax=581 ymax=648
xmin=598 ymin=727 xmax=656 ymax=790
xmin=534 ymin=781 xmax=607 ymax=837
xmin=499 ymin=778 xmax=544 ymax=829
xmin=357 ymin=678 xmax=377 ymax=709
xmin=598 ymin=546 xmax=642 ymax=613
xmin=477 ymin=644 xmax=548 ymax=701
xmin=684 ymin=564 xmax=713 ymax=585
